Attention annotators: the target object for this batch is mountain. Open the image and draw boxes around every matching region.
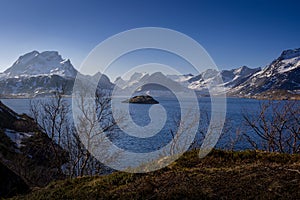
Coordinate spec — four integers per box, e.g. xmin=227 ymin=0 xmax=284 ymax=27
xmin=0 ymin=51 xmax=114 ymax=97
xmin=3 ymin=51 xmax=77 ymax=78
xmin=114 ymin=72 xmax=187 ymax=97
xmin=89 ymin=72 xmax=115 ymax=90
xmin=0 ymin=75 xmax=76 ymax=97
xmin=114 ymin=72 xmax=149 ymax=89
xmin=229 ymin=48 xmax=300 ymax=99
xmin=221 ymin=66 xmax=261 ymax=88
xmin=183 ymin=48 xmax=300 ymax=99
xmin=138 ymin=72 xmax=186 ymax=92
xmin=0 ymin=51 xmax=77 ymax=97
xmin=183 ymin=66 xmax=259 ymax=96
xmin=187 ymin=69 xmax=220 ymax=92
xmin=166 ymin=73 xmax=194 ymax=87
xmin=113 ymin=49 xmax=300 ymax=99
xmin=0 ymin=48 xmax=299 ymax=99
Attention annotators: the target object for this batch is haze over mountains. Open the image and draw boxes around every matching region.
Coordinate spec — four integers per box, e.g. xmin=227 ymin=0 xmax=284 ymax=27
xmin=0 ymin=48 xmax=299 ymax=99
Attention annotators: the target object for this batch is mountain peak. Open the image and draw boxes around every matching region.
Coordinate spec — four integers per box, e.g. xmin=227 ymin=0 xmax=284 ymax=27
xmin=150 ymin=71 xmax=165 ymax=77
xmin=129 ymin=72 xmax=147 ymax=81
xmin=4 ymin=50 xmax=77 ymax=78
xmin=233 ymin=66 xmax=257 ymax=75
xmin=13 ymin=50 xmax=39 ymax=65
xmin=25 ymin=50 xmax=39 ymax=56
xmin=40 ymin=51 xmax=61 ymax=59
xmin=201 ymin=69 xmax=218 ymax=79
xmin=279 ymin=48 xmax=300 ymax=60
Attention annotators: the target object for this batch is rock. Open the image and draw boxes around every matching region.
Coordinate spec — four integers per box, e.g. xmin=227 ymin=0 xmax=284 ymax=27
xmin=122 ymin=95 xmax=159 ymax=104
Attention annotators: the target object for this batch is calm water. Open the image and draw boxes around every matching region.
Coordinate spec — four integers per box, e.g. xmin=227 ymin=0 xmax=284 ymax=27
xmin=0 ymin=97 xmax=276 ymax=151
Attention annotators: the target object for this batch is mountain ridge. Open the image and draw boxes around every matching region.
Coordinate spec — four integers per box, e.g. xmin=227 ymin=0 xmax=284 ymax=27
xmin=0 ymin=50 xmax=114 ymax=97
xmin=3 ymin=50 xmax=77 ymax=78
xmin=228 ymin=48 xmax=300 ymax=99
xmin=0 ymin=48 xmax=299 ymax=99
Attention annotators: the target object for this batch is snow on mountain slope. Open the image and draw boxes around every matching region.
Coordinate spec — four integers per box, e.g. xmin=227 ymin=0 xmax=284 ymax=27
xmin=0 ymin=101 xmax=68 ymax=189
xmin=166 ymin=73 xmax=194 ymax=87
xmin=229 ymin=48 xmax=300 ymax=97
xmin=114 ymin=66 xmax=262 ymax=97
xmin=137 ymin=72 xmax=186 ymax=92
xmin=0 ymin=50 xmax=117 ymax=97
xmin=279 ymin=48 xmax=300 ymax=60
xmin=222 ymin=66 xmax=261 ymax=87
xmin=113 ymin=71 xmax=188 ymax=97
xmin=114 ymin=72 xmax=149 ymax=89
xmin=185 ymin=66 xmax=261 ymax=96
xmin=4 ymin=129 xmax=34 ymax=148
xmin=187 ymin=69 xmax=219 ymax=91
xmin=0 ymin=48 xmax=299 ymax=99
xmin=4 ymin=51 xmax=77 ymax=78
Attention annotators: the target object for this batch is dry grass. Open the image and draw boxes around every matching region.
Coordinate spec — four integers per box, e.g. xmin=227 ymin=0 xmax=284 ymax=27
xmin=10 ymin=149 xmax=300 ymax=200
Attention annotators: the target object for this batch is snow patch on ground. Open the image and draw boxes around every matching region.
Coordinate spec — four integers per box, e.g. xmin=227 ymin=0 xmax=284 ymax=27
xmin=4 ymin=129 xmax=34 ymax=148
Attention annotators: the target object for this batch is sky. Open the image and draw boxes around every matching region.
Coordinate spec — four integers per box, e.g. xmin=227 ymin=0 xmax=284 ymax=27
xmin=0 ymin=0 xmax=300 ymax=80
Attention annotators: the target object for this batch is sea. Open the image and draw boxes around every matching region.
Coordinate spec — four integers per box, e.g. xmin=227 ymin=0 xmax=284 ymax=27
xmin=0 ymin=97 xmax=276 ymax=153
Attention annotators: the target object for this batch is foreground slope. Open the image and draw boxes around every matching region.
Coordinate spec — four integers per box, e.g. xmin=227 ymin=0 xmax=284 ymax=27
xmin=0 ymin=101 xmax=68 ymax=197
xmin=12 ymin=150 xmax=300 ymax=200
xmin=0 ymin=161 xmax=29 ymax=198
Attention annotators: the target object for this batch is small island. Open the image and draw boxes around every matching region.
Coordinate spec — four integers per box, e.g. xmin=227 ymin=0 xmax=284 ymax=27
xmin=122 ymin=95 xmax=159 ymax=104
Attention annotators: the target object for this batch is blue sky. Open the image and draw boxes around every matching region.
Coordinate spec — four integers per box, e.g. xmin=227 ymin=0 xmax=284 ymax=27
xmin=0 ymin=0 xmax=300 ymax=79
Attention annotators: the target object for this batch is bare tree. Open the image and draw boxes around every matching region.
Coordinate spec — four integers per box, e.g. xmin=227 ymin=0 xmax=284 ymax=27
xmin=72 ymin=86 xmax=123 ymax=176
xmin=30 ymin=88 xmax=69 ymax=146
xmin=30 ymin=87 xmax=70 ymax=173
xmin=243 ymin=100 xmax=300 ymax=154
xmin=30 ymin=83 xmax=121 ymax=177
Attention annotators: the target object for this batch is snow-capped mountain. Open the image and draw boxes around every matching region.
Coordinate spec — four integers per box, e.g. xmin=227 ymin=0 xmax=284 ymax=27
xmin=229 ymin=48 xmax=300 ymax=98
xmin=3 ymin=51 xmax=77 ymax=78
xmin=180 ymin=48 xmax=300 ymax=99
xmin=187 ymin=69 xmax=220 ymax=92
xmin=114 ymin=72 xmax=149 ymax=89
xmin=0 ymin=51 xmax=114 ymax=97
xmin=0 ymin=75 xmax=76 ymax=97
xmin=0 ymin=48 xmax=299 ymax=99
xmin=0 ymin=51 xmax=78 ymax=97
xmin=221 ymin=66 xmax=261 ymax=88
xmin=184 ymin=66 xmax=260 ymax=96
xmin=112 ymin=48 xmax=300 ymax=99
xmin=166 ymin=73 xmax=194 ymax=87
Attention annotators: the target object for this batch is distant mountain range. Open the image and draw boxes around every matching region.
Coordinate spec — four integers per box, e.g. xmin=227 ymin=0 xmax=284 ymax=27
xmin=228 ymin=49 xmax=300 ymax=99
xmin=113 ymin=48 xmax=300 ymax=99
xmin=0 ymin=48 xmax=299 ymax=99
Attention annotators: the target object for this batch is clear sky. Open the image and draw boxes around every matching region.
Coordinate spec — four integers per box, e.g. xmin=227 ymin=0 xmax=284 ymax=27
xmin=0 ymin=0 xmax=300 ymax=79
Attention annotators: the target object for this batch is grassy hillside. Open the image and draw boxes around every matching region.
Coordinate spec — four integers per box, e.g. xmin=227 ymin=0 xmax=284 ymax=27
xmin=10 ymin=149 xmax=300 ymax=200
